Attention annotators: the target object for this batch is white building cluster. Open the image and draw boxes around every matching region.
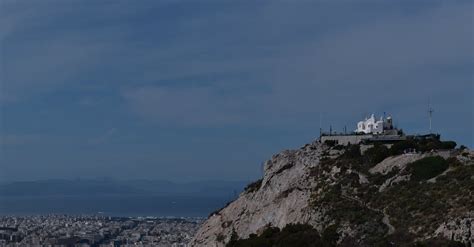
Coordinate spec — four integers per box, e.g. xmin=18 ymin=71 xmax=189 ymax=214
xmin=320 ymin=113 xmax=403 ymax=145
xmin=356 ymin=114 xmax=394 ymax=134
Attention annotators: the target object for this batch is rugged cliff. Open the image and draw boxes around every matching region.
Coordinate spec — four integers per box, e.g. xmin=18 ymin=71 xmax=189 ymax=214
xmin=191 ymin=140 xmax=473 ymax=246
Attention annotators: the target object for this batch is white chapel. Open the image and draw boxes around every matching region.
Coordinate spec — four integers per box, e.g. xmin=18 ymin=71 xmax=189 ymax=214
xmin=356 ymin=114 xmax=393 ymax=134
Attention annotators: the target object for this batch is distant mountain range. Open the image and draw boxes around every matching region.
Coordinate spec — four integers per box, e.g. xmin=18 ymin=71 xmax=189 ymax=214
xmin=0 ymin=179 xmax=248 ymax=197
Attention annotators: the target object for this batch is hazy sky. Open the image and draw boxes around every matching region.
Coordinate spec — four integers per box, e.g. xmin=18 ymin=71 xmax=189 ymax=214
xmin=1 ymin=0 xmax=473 ymax=182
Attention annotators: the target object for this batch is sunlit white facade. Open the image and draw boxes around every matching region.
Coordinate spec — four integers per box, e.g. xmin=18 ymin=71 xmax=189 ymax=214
xmin=356 ymin=114 xmax=393 ymax=134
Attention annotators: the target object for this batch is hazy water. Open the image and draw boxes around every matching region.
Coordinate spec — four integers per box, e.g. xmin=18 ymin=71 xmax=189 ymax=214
xmin=0 ymin=195 xmax=230 ymax=217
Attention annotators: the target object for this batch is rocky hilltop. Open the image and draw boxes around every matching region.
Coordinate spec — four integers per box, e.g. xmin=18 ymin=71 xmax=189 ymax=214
xmin=191 ymin=139 xmax=473 ymax=246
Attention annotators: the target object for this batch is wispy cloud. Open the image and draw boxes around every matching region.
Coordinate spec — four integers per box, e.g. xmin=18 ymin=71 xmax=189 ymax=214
xmin=87 ymin=128 xmax=118 ymax=145
xmin=0 ymin=134 xmax=42 ymax=147
xmin=0 ymin=0 xmax=472 ymax=180
xmin=121 ymin=1 xmax=473 ymax=129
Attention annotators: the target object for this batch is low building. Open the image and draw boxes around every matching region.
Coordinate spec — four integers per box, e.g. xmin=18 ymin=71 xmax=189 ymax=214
xmin=356 ymin=114 xmax=394 ymax=134
xmin=321 ymin=113 xmax=404 ymax=145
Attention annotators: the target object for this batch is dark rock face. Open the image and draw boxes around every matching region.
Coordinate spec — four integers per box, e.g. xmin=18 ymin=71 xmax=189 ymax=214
xmin=192 ymin=141 xmax=474 ymax=246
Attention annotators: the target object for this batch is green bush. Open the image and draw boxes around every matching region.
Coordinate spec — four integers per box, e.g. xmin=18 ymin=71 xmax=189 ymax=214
xmin=408 ymin=156 xmax=448 ymax=181
xmin=226 ymin=223 xmax=334 ymax=247
xmin=275 ymin=162 xmax=295 ymax=175
xmin=417 ymin=139 xmax=442 ymax=152
xmin=440 ymin=141 xmax=456 ymax=150
xmin=244 ymin=179 xmax=263 ymax=193
xmin=216 ymin=233 xmax=226 ymax=243
xmin=390 ymin=140 xmax=417 ymax=155
xmin=446 ymin=157 xmax=462 ymax=167
xmin=321 ymin=225 xmax=339 ymax=246
xmin=209 ymin=200 xmax=235 ymax=217
xmin=324 ymin=140 xmax=337 ymax=147
xmin=389 ymin=138 xmax=456 ymax=155
xmin=333 ymin=144 xmax=345 ymax=150
xmin=342 ymin=145 xmax=362 ymax=159
xmin=414 ymin=238 xmax=465 ymax=247
xmin=363 ymin=144 xmax=390 ymax=165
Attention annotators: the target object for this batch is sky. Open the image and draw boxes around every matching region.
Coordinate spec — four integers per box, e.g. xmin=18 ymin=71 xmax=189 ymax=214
xmin=0 ymin=0 xmax=473 ymax=182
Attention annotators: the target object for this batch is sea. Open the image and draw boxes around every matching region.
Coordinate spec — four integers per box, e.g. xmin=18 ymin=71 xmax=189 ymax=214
xmin=0 ymin=195 xmax=230 ymax=217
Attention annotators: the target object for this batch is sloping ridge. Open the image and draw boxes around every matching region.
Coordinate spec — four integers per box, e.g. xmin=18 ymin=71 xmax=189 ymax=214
xmin=191 ymin=141 xmax=474 ymax=246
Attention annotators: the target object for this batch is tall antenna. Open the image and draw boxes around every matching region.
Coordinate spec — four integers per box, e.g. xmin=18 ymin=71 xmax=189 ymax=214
xmin=428 ymin=100 xmax=434 ymax=133
xmin=319 ymin=113 xmax=322 ymax=138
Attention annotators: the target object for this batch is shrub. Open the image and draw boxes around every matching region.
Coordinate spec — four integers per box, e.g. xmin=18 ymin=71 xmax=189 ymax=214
xmin=244 ymin=179 xmax=263 ymax=193
xmin=389 ymin=139 xmax=457 ymax=155
xmin=446 ymin=157 xmax=462 ymax=167
xmin=275 ymin=162 xmax=295 ymax=175
xmin=209 ymin=200 xmax=235 ymax=217
xmin=369 ymin=168 xmax=400 ymax=185
xmin=342 ymin=145 xmax=362 ymax=159
xmin=408 ymin=156 xmax=448 ymax=181
xmin=333 ymin=144 xmax=345 ymax=150
xmin=321 ymin=225 xmax=339 ymax=246
xmin=414 ymin=238 xmax=465 ymax=247
xmin=390 ymin=140 xmax=417 ymax=155
xmin=226 ymin=223 xmax=326 ymax=247
xmin=276 ymin=224 xmax=324 ymax=247
xmin=363 ymin=144 xmax=390 ymax=165
xmin=216 ymin=233 xmax=225 ymax=243
xmin=440 ymin=141 xmax=456 ymax=150
xmin=417 ymin=139 xmax=442 ymax=152
xmin=373 ymin=229 xmax=416 ymax=246
xmin=324 ymin=140 xmax=337 ymax=147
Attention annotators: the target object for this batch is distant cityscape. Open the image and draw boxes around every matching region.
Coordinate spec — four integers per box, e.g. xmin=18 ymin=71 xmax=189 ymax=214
xmin=0 ymin=215 xmax=203 ymax=246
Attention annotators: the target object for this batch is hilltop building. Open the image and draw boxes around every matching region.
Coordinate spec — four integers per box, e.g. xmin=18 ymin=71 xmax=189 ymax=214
xmin=356 ymin=114 xmax=394 ymax=134
xmin=320 ymin=113 xmax=404 ymax=145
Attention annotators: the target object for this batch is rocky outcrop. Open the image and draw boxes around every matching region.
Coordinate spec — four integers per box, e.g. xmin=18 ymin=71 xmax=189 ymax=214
xmin=192 ymin=142 xmax=324 ymax=246
xmin=434 ymin=215 xmax=473 ymax=244
xmin=368 ymin=153 xmax=427 ymax=175
xmin=191 ymin=142 xmax=474 ymax=246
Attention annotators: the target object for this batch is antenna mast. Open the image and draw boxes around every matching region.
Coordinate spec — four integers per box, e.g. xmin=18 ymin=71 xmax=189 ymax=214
xmin=428 ymin=100 xmax=434 ymax=133
xmin=319 ymin=113 xmax=322 ymax=138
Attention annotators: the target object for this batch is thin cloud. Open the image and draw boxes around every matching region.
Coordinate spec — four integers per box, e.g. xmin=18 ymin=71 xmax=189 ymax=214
xmin=0 ymin=0 xmax=472 ymax=181
xmin=87 ymin=128 xmax=118 ymax=145
xmin=122 ymin=86 xmax=246 ymax=126
xmin=0 ymin=134 xmax=42 ymax=147
xmin=121 ymin=1 xmax=472 ymax=130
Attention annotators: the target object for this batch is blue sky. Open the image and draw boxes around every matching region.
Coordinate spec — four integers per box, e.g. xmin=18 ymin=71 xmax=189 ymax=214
xmin=0 ymin=0 xmax=473 ymax=182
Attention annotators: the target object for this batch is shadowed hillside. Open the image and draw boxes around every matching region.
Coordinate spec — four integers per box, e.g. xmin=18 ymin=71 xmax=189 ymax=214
xmin=192 ymin=139 xmax=473 ymax=246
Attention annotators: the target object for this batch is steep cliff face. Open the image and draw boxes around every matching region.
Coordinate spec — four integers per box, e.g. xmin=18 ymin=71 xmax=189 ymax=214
xmin=191 ymin=141 xmax=474 ymax=246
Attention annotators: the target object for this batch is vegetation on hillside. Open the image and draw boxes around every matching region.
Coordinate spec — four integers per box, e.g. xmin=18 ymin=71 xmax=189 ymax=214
xmin=244 ymin=179 xmax=263 ymax=193
xmin=407 ymin=156 xmax=448 ymax=181
xmin=372 ymin=163 xmax=474 ymax=237
xmin=307 ymin=140 xmax=470 ymax=245
xmin=226 ymin=223 xmax=338 ymax=247
xmin=222 ymin=138 xmax=470 ymax=246
xmin=226 ymin=223 xmax=465 ymax=247
xmin=389 ymin=138 xmax=457 ymax=155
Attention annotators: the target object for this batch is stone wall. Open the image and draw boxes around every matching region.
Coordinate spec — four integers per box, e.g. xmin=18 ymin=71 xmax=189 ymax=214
xmin=320 ymin=135 xmax=372 ymax=145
